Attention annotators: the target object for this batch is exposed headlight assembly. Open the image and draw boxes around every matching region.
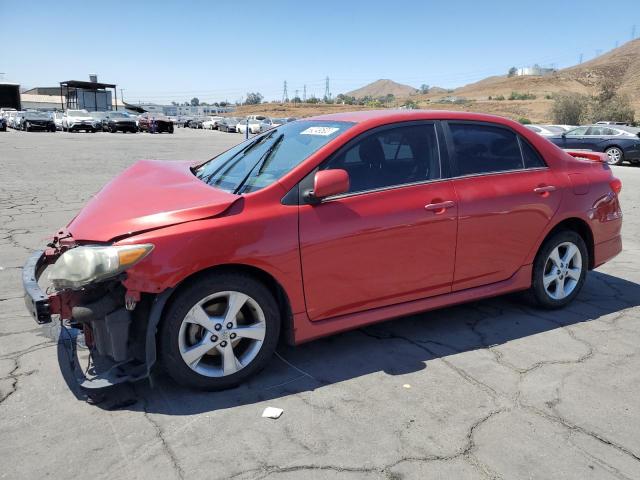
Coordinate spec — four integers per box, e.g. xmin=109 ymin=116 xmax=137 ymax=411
xmin=48 ymin=244 xmax=154 ymax=290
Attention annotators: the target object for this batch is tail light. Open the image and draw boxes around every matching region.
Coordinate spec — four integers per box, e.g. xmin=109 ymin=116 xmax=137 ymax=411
xmin=610 ymin=178 xmax=622 ymax=194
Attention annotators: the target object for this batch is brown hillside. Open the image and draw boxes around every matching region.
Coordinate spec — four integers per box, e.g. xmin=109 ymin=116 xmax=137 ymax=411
xmin=346 ymin=79 xmax=417 ymax=99
xmin=438 ymin=38 xmax=640 ymax=111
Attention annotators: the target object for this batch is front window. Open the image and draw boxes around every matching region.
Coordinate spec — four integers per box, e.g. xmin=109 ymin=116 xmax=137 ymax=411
xmin=109 ymin=112 xmax=129 ymax=118
xmin=24 ymin=112 xmax=49 ymax=119
xmin=195 ymin=120 xmax=353 ymax=194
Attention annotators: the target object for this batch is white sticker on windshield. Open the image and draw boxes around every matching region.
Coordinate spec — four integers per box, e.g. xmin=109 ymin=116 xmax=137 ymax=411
xmin=300 ymin=126 xmax=340 ymax=136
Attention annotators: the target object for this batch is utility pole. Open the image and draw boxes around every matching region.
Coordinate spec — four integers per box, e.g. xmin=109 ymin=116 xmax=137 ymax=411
xmin=282 ymin=81 xmax=288 ymax=103
xmin=324 ymin=76 xmax=331 ymax=100
xmin=303 ymin=85 xmax=307 ymax=102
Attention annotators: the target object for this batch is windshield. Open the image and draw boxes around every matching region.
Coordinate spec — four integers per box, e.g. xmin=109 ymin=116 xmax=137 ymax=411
xmin=196 ymin=120 xmax=353 ymax=194
xmin=109 ymin=112 xmax=129 ymax=118
xmin=24 ymin=112 xmax=50 ymax=119
xmin=68 ymin=110 xmax=89 ymax=116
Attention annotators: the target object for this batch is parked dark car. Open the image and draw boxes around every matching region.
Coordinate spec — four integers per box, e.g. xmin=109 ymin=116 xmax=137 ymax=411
xmin=547 ymin=125 xmax=640 ymax=165
xmin=20 ymin=111 xmax=56 ymax=132
xmin=138 ymin=113 xmax=174 ymax=133
xmin=187 ymin=118 xmax=204 ymax=129
xmin=218 ymin=117 xmax=240 ymax=133
xmin=0 ymin=117 xmax=6 ymax=132
xmin=103 ymin=112 xmax=138 ymax=133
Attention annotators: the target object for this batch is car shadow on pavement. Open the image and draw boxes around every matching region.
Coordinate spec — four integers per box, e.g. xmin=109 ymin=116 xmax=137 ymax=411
xmin=56 ymin=270 xmax=640 ymax=412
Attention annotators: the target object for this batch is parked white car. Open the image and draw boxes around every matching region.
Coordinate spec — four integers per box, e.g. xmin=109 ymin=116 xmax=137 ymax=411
xmin=52 ymin=112 xmax=64 ymax=131
xmin=236 ymin=118 xmax=262 ymax=135
xmin=62 ymin=109 xmax=100 ymax=132
xmin=202 ymin=116 xmax=224 ymax=130
xmin=525 ymin=124 xmax=568 ymax=137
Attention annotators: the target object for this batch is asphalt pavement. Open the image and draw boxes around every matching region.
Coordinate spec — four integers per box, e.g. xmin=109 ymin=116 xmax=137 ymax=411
xmin=1 ymin=127 xmax=640 ymax=479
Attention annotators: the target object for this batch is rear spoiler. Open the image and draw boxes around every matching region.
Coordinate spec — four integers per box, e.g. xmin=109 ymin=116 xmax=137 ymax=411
xmin=564 ymin=150 xmax=607 ymax=163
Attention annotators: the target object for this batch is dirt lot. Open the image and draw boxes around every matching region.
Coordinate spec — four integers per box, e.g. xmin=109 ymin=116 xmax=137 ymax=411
xmin=1 ymin=127 xmax=640 ymax=480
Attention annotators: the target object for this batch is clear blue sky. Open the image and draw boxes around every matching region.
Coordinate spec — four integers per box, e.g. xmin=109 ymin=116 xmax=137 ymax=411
xmin=1 ymin=0 xmax=638 ymax=104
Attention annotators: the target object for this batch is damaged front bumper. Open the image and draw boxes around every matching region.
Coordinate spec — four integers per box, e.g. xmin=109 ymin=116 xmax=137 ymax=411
xmin=22 ymin=244 xmax=160 ymax=389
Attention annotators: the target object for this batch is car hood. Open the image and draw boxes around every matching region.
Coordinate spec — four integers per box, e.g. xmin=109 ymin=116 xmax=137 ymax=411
xmin=68 ymin=160 xmax=240 ymax=242
xmin=68 ymin=116 xmax=95 ymax=121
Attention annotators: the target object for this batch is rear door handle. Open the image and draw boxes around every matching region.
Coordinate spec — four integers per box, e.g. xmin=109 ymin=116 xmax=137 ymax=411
xmin=424 ymin=200 xmax=456 ymax=213
xmin=534 ymin=185 xmax=556 ymax=194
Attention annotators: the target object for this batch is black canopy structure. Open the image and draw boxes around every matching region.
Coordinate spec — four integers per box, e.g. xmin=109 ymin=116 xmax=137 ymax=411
xmin=59 ymin=80 xmax=118 ymax=111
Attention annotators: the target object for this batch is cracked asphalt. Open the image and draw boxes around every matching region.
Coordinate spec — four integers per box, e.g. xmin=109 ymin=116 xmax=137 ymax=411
xmin=1 ymin=127 xmax=640 ymax=480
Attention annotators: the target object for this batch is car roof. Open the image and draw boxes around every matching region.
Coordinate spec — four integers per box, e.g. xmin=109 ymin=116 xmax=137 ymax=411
xmin=307 ymin=109 xmax=518 ymax=126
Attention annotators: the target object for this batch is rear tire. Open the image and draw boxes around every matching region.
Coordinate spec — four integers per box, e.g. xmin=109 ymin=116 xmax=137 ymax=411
xmin=159 ymin=273 xmax=280 ymax=390
xmin=530 ymin=230 xmax=588 ymax=309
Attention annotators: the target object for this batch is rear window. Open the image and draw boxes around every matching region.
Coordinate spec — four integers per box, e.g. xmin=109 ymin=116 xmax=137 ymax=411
xmin=449 ymin=123 xmax=523 ymax=175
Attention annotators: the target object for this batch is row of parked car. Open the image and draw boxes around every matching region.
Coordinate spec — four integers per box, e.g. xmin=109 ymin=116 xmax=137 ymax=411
xmin=184 ymin=115 xmax=297 ymax=134
xmin=0 ymin=109 xmax=175 ymax=134
xmin=525 ymin=122 xmax=640 ymax=166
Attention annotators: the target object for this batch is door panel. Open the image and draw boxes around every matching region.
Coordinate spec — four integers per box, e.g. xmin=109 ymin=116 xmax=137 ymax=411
xmin=451 ymin=169 xmax=561 ymax=291
xmin=299 ymin=181 xmax=458 ymax=321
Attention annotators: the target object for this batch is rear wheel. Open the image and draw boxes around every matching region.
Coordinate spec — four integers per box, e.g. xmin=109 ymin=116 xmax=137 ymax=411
xmin=159 ymin=273 xmax=280 ymax=390
xmin=605 ymin=146 xmax=624 ymax=166
xmin=530 ymin=230 xmax=588 ymax=309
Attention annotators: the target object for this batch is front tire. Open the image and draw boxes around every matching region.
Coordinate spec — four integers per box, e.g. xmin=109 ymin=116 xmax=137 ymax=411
xmin=605 ymin=146 xmax=624 ymax=166
xmin=159 ymin=273 xmax=280 ymax=390
xmin=530 ymin=230 xmax=588 ymax=309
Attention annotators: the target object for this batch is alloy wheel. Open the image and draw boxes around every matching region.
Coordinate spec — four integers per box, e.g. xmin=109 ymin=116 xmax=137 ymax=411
xmin=605 ymin=147 xmax=623 ymax=165
xmin=543 ymin=241 xmax=582 ymax=300
xmin=178 ymin=291 xmax=266 ymax=377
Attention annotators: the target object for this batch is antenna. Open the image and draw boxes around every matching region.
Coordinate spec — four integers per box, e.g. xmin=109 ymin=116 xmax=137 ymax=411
xmin=282 ymin=81 xmax=288 ymax=103
xmin=303 ymin=85 xmax=307 ymax=102
xmin=324 ymin=76 xmax=331 ymax=100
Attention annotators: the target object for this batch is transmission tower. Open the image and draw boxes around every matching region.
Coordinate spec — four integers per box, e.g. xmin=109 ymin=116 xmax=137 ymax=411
xmin=633 ymin=25 xmax=637 ymax=40
xmin=282 ymin=81 xmax=288 ymax=103
xmin=579 ymin=53 xmax=583 ymax=64
xmin=324 ymin=76 xmax=331 ymax=100
xmin=303 ymin=85 xmax=307 ymax=102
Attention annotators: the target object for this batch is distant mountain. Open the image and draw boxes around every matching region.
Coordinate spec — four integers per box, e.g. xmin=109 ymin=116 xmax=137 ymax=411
xmin=346 ymin=79 xmax=417 ymax=99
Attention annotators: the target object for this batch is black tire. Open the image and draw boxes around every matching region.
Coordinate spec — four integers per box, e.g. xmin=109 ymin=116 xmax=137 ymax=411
xmin=159 ymin=272 xmax=281 ymax=390
xmin=605 ymin=146 xmax=624 ymax=166
xmin=110 ymin=125 xmax=118 ymax=133
xmin=23 ymin=122 xmax=29 ymax=132
xmin=530 ymin=230 xmax=588 ymax=309
xmin=167 ymin=124 xmax=174 ymax=134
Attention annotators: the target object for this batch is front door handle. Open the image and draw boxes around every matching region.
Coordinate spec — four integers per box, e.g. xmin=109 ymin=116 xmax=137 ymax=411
xmin=425 ymin=200 xmax=456 ymax=214
xmin=534 ymin=185 xmax=556 ymax=194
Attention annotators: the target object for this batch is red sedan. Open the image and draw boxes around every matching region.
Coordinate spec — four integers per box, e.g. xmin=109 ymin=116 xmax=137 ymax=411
xmin=23 ymin=110 xmax=623 ymax=390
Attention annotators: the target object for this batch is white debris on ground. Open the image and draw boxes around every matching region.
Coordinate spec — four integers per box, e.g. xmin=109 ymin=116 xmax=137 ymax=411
xmin=262 ymin=407 xmax=284 ymax=419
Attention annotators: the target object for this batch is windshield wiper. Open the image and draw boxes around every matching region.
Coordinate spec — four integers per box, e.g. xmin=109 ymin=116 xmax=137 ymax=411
xmin=198 ymin=133 xmax=269 ymax=185
xmin=234 ymin=133 xmax=284 ymax=195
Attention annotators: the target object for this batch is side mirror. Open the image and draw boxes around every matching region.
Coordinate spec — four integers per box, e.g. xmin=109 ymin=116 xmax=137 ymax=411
xmin=562 ymin=132 xmax=566 ymax=138
xmin=306 ymin=169 xmax=350 ymax=203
